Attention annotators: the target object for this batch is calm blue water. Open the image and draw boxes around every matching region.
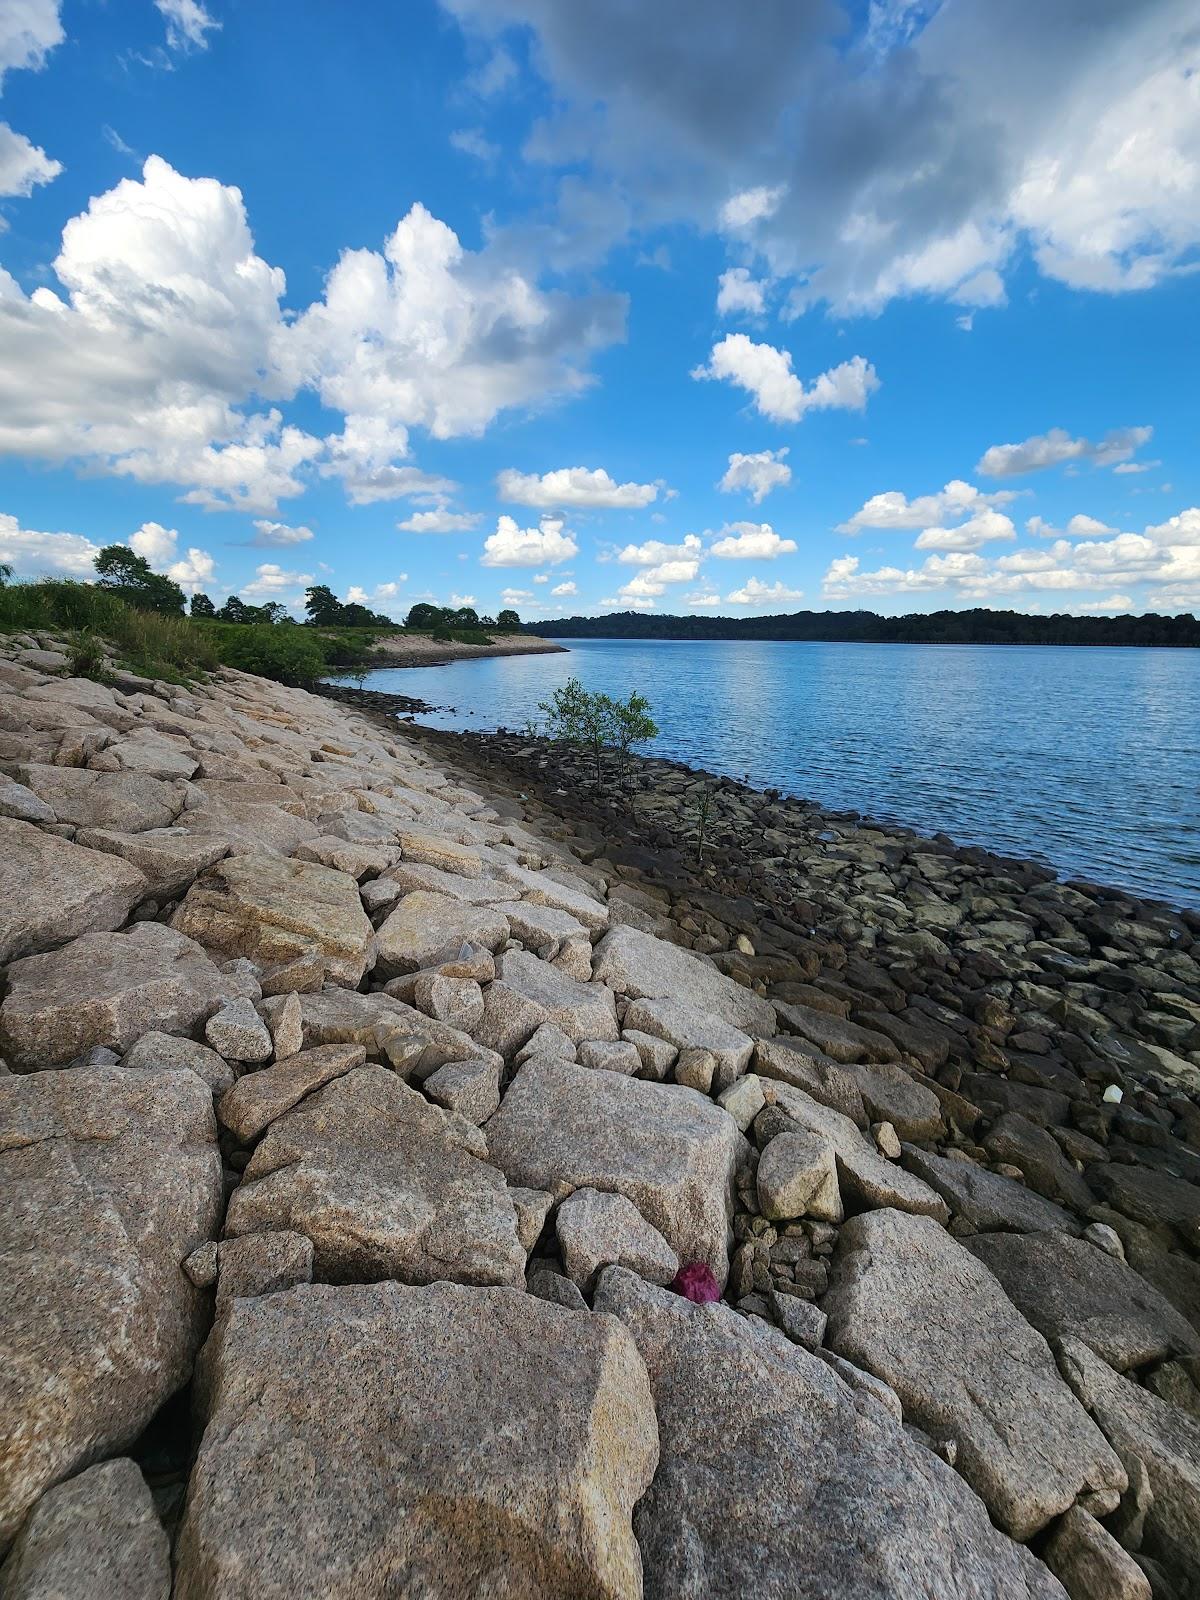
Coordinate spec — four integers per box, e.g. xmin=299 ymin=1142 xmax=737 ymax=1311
xmin=337 ymin=640 xmax=1200 ymax=907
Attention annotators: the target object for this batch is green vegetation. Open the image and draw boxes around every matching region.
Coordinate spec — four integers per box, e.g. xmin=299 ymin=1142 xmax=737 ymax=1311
xmin=526 ymin=606 xmax=1200 ymax=648
xmin=0 ymin=578 xmax=218 ymax=681
xmin=0 ymin=539 xmax=533 ymax=686
xmin=536 ymin=676 xmax=659 ymax=785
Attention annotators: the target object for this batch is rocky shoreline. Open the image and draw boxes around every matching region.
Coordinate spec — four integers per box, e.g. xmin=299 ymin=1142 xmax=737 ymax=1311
xmin=1 ymin=635 xmax=1199 ymax=1598
xmin=366 ymin=632 xmax=568 ymax=668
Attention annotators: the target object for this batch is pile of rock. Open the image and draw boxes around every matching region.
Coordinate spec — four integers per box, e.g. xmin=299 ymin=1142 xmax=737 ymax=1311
xmin=0 ymin=637 xmax=1196 ymax=1597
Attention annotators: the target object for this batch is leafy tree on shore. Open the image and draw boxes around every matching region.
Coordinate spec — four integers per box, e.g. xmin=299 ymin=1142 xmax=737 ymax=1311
xmin=190 ymin=592 xmax=216 ymax=618
xmin=94 ymin=544 xmax=186 ymax=615
xmin=0 ymin=561 xmax=12 ymax=586
xmin=537 ymin=676 xmax=658 ymax=787
xmin=497 ymin=608 xmax=521 ymax=631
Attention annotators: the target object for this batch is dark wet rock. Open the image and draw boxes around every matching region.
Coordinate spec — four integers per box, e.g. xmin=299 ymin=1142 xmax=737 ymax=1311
xmin=902 ymin=1145 xmax=1081 ymax=1236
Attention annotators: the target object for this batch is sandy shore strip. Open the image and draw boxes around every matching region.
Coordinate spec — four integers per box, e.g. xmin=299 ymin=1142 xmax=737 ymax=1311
xmin=368 ymin=633 xmax=568 ymax=668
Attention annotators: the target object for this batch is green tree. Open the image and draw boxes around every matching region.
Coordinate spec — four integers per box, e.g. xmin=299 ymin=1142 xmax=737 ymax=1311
xmin=217 ymin=594 xmax=252 ymax=623
xmin=609 ymin=689 xmax=658 ymax=771
xmin=404 ymin=602 xmax=446 ymax=630
xmin=190 ymin=591 xmax=216 ymax=618
xmin=94 ymin=544 xmax=185 ymax=615
xmin=0 ymin=561 xmax=12 ymax=586
xmin=496 ymin=607 xmax=521 ymax=631
xmin=304 ymin=584 xmax=344 ymax=626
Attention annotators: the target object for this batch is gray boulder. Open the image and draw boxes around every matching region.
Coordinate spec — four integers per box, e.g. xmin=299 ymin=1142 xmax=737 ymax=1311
xmin=75 ymin=826 xmax=230 ymax=899
xmin=0 ymin=923 xmax=235 ymax=1070
xmin=224 ymin=1065 xmax=526 ymax=1287
xmin=496 ymin=949 xmax=620 ymax=1043
xmin=0 ymin=818 xmax=147 ymax=965
xmin=595 ymin=1267 xmax=1067 ymax=1599
xmin=0 ymin=1459 xmax=169 ymax=1599
xmin=902 ymin=1144 xmax=1081 ymax=1235
xmin=174 ymin=1281 xmax=656 ymax=1599
xmin=622 ymin=996 xmax=753 ymax=1088
xmin=591 ymin=925 xmax=776 ymax=1037
xmin=0 ymin=1069 xmax=221 ymax=1546
xmin=216 ymin=1044 xmax=366 ymax=1142
xmin=1058 ymin=1333 xmax=1200 ymax=1586
xmin=823 ymin=1208 xmax=1126 ymax=1540
xmin=486 ymin=1057 xmax=744 ymax=1285
xmin=556 ymin=1188 xmax=679 ymax=1293
xmin=966 ymin=1231 xmax=1200 ymax=1371
xmin=374 ymin=890 xmax=509 ymax=978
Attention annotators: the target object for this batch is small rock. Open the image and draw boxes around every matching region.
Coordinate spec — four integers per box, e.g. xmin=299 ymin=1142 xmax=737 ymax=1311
xmin=757 ymin=1130 xmax=842 ymax=1223
xmin=267 ymin=991 xmax=304 ymax=1062
xmin=873 ymin=1120 xmax=902 ymax=1159
xmin=623 ymin=1029 xmax=676 ymax=1080
xmin=217 ymin=1043 xmax=367 ymax=1142
xmin=526 ymin=1263 xmax=588 ymax=1311
xmin=183 ymin=1240 xmax=220 ymax=1289
xmin=205 ymin=997 xmax=273 ymax=1064
xmin=508 ymin=1187 xmax=553 ymax=1252
xmin=578 ymin=1039 xmax=640 ymax=1074
xmin=717 ymin=1074 xmax=766 ymax=1132
xmin=422 ymin=1058 xmax=501 ymax=1125
xmin=1043 ymin=1505 xmax=1151 ymax=1600
xmin=214 ymin=1231 xmax=314 ymax=1313
xmin=411 ymin=973 xmax=484 ymax=1033
xmin=1084 ymin=1222 xmax=1126 ymax=1261
xmin=675 ymin=1046 xmax=716 ymax=1093
xmin=556 ymin=1187 xmax=680 ymax=1293
xmin=123 ymin=1031 xmax=235 ymax=1094
xmin=514 ymin=1022 xmax=577 ymax=1065
xmin=769 ymin=1290 xmax=827 ymax=1350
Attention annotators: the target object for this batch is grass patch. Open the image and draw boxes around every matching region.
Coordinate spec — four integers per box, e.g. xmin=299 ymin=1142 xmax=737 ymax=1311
xmin=0 ymin=580 xmax=218 ymax=682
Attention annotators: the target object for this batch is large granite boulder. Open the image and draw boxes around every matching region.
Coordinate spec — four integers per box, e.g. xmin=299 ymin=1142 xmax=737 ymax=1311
xmin=14 ymin=764 xmax=185 ymax=833
xmin=753 ymin=1035 xmax=868 ymax=1125
xmin=594 ymin=1268 xmax=1066 ymax=1599
xmin=966 ymin=1230 xmax=1200 ymax=1372
xmin=0 ymin=922 xmax=235 ymax=1070
xmin=1059 ymin=1334 xmax=1200 ymax=1588
xmin=766 ymin=1083 xmax=950 ymax=1221
xmin=845 ymin=1061 xmax=944 ymax=1142
xmin=75 ymin=826 xmax=230 ymax=900
xmin=773 ymin=1000 xmax=899 ymax=1064
xmin=172 ymin=853 xmax=375 ymax=988
xmin=902 ymin=1144 xmax=1081 ymax=1235
xmin=496 ymin=950 xmax=620 ymax=1044
xmin=622 ymin=997 xmax=753 ymax=1089
xmin=216 ymin=1044 xmax=367 ymax=1142
xmin=591 ymin=925 xmax=776 ymax=1037
xmin=223 ymin=1065 xmax=526 ymax=1287
xmin=174 ymin=1281 xmax=657 ymax=1599
xmin=485 ymin=1057 xmax=744 ymax=1285
xmin=0 ymin=818 xmax=147 ymax=965
xmin=0 ymin=1458 xmax=169 ymax=1598
xmin=374 ymin=890 xmax=509 ymax=978
xmin=823 ymin=1209 xmax=1126 ymax=1540
xmin=0 ymin=1069 xmax=221 ymax=1547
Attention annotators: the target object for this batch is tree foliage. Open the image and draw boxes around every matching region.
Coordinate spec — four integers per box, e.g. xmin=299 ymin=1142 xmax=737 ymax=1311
xmin=93 ymin=544 xmax=186 ymax=615
xmin=305 ymin=584 xmax=391 ymax=628
xmin=524 ymin=606 xmax=1200 ymax=648
xmin=536 ymin=676 xmax=658 ymax=785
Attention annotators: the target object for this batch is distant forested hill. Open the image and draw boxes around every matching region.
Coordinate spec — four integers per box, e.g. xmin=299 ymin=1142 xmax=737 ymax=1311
xmin=524 ymin=608 xmax=1200 ymax=647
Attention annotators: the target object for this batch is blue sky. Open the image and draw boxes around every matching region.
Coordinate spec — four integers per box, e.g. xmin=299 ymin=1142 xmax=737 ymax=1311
xmin=0 ymin=0 xmax=1197 ymax=619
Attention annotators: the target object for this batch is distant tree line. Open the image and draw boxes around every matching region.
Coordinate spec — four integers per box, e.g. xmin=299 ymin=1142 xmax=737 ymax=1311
xmin=86 ymin=547 xmax=524 ymax=631
xmin=524 ymin=606 xmax=1200 ymax=648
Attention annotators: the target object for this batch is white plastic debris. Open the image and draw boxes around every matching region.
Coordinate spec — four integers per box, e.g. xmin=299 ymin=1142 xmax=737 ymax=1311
xmin=1102 ymin=1084 xmax=1123 ymax=1104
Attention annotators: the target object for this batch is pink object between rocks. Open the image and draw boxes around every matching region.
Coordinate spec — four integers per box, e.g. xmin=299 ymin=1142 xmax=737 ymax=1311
xmin=671 ymin=1262 xmax=721 ymax=1303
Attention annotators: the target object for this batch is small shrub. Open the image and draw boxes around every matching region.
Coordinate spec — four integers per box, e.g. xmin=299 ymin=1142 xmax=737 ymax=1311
xmin=66 ymin=631 xmax=109 ymax=682
xmin=537 ymin=676 xmax=658 ymax=787
xmin=212 ymin=623 xmax=330 ymax=686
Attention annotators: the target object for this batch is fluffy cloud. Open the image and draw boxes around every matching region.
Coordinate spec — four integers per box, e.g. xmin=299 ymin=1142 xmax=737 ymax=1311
xmin=977 ymin=426 xmax=1153 ymax=478
xmin=290 ymin=201 xmax=623 ymax=444
xmin=441 ymin=1 xmax=1200 ymax=313
xmin=397 ymin=508 xmax=482 ymax=533
xmin=0 ymin=162 xmax=622 ymax=514
xmin=617 ymin=555 xmax=701 ymax=599
xmin=823 ymin=505 xmax=1200 ymax=605
xmin=0 ymin=0 xmax=63 ymax=200
xmin=0 ymin=122 xmax=60 ymax=198
xmin=716 ymin=268 xmax=766 ymax=316
xmin=0 ymin=510 xmax=99 ymax=576
xmin=1077 ymin=594 xmax=1133 ymax=612
xmin=913 ymin=509 xmax=1016 ymax=552
xmin=500 ymin=587 xmax=532 ymax=603
xmin=497 ymin=465 xmax=660 ymax=509
xmin=241 ymin=563 xmax=314 ymax=601
xmin=1026 ymin=513 xmax=1117 ymax=540
xmin=709 ymin=521 xmax=797 ymax=559
xmin=718 ymin=448 xmax=790 ymax=504
xmin=839 ymin=479 xmax=1017 ymax=533
xmin=726 ymin=576 xmax=804 ymax=606
xmin=617 ymin=533 xmax=702 ymax=566
xmin=719 ymin=186 xmax=784 ymax=231
xmin=128 ymin=521 xmax=216 ymax=593
xmin=692 ymin=336 xmax=879 ymax=424
xmin=450 ymin=128 xmax=499 ymax=163
xmin=480 ymin=514 xmax=578 ymax=567
xmin=551 ymin=579 xmax=577 ymax=596
xmin=686 ymin=590 xmax=721 ymax=608
xmin=600 ymin=594 xmax=656 ymax=610
xmin=251 ymin=520 xmax=314 ymax=546
xmin=154 ymin=0 xmax=220 ymax=51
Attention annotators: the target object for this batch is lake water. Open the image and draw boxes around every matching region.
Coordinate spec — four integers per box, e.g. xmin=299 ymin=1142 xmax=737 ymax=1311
xmin=341 ymin=639 xmax=1200 ymax=908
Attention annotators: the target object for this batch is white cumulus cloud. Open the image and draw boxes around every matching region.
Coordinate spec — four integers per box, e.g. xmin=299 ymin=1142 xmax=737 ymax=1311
xmin=497 ymin=465 xmax=661 ymax=509
xmin=481 ymin=514 xmax=578 ymax=567
xmin=726 ymin=576 xmax=804 ymax=606
xmin=397 ymin=508 xmax=482 ymax=533
xmin=692 ymin=335 xmax=879 ymax=424
xmin=617 ymin=533 xmax=702 ymax=566
xmin=976 ymin=426 xmax=1153 ymax=478
xmin=709 ymin=522 xmax=798 ymax=559
xmin=716 ymin=267 xmax=767 ymax=316
xmin=719 ymin=448 xmax=791 ymax=504
xmin=551 ymin=580 xmax=577 ymax=596
xmin=839 ymin=479 xmax=1017 ymax=533
xmin=0 ymin=509 xmax=99 ymax=576
xmin=251 ymin=520 xmax=314 ymax=546
xmin=913 ymin=509 xmax=1016 ymax=552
